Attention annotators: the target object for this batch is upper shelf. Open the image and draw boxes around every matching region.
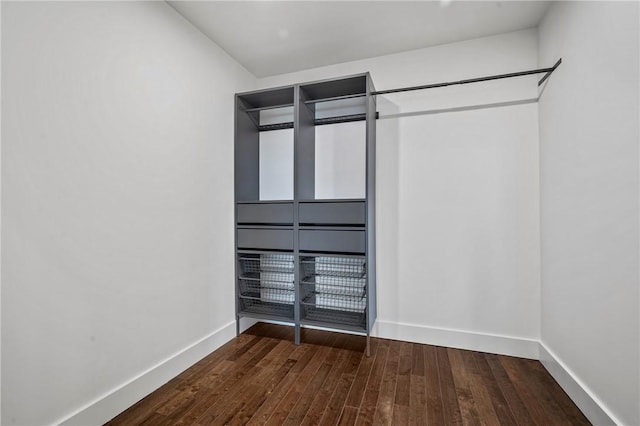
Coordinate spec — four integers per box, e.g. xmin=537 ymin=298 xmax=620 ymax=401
xmin=300 ymin=74 xmax=368 ymax=102
xmin=237 ymin=74 xmax=375 ymax=132
xmin=237 ymin=86 xmax=294 ymax=110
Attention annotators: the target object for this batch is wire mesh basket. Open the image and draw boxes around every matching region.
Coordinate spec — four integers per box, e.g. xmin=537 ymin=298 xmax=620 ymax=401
xmin=301 ymin=295 xmax=366 ymax=329
xmin=300 ymin=256 xmax=365 ymax=278
xmin=237 ymin=253 xmax=295 ymax=315
xmin=301 ymin=276 xmax=365 ymax=297
xmin=302 ymin=293 xmax=365 ymax=313
xmin=299 ymin=255 xmax=367 ymax=329
xmin=239 ymin=254 xmax=294 ymax=276
xmin=239 ymin=279 xmax=294 ymax=296
xmin=238 ymin=297 xmax=294 ymax=320
xmin=300 ymin=255 xmax=366 ymax=296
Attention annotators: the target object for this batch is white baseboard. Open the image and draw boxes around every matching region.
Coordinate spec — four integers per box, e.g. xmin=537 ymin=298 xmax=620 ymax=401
xmin=538 ymin=342 xmax=618 ymax=426
xmin=51 ymin=320 xmax=621 ymax=426
xmin=372 ymin=320 xmax=539 ymax=359
xmin=56 ymin=321 xmax=237 ymax=426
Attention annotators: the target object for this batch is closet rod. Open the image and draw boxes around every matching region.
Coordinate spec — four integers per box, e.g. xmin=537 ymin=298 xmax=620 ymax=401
xmin=258 ymin=112 xmax=380 ymax=131
xmin=372 ymin=58 xmax=562 ymax=96
xmin=244 ymin=102 xmax=294 ymax=113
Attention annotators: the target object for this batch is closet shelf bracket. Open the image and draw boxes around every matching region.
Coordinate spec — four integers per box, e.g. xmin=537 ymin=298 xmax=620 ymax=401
xmin=537 ymin=58 xmax=562 ymax=86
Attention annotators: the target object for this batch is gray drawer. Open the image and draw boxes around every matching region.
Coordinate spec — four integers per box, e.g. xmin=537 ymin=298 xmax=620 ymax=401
xmin=299 ymin=230 xmax=366 ymax=253
xmin=237 ymin=228 xmax=294 ymax=250
xmin=237 ymin=203 xmax=293 ymax=225
xmin=299 ymin=202 xmax=365 ymax=225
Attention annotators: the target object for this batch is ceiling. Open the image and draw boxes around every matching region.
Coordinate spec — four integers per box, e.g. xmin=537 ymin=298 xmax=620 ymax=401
xmin=168 ymin=1 xmax=551 ymax=78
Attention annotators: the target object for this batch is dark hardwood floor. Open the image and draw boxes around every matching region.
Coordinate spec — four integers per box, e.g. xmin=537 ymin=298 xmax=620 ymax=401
xmin=106 ymin=323 xmax=590 ymax=425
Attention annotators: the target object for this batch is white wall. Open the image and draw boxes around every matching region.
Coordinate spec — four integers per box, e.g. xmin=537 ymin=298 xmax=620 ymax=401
xmin=259 ymin=29 xmax=541 ymax=357
xmin=538 ymin=2 xmax=639 ymax=425
xmin=1 ymin=2 xmax=254 ymax=425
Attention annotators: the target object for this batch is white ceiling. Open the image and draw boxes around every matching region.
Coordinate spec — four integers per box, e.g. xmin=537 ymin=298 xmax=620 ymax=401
xmin=168 ymin=1 xmax=551 ymax=78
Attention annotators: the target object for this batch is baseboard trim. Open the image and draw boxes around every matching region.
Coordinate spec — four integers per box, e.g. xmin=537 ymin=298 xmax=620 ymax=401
xmin=373 ymin=320 xmax=539 ymax=359
xmin=538 ymin=342 xmax=619 ymax=426
xmin=56 ymin=321 xmax=237 ymax=426
xmin=52 ymin=321 xmax=621 ymax=426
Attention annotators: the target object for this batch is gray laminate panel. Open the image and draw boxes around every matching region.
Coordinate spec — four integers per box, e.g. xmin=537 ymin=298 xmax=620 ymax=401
xmin=299 ymin=201 xmax=365 ymax=225
xmin=299 ymin=230 xmax=366 ymax=253
xmin=237 ymin=228 xmax=294 ymax=250
xmin=237 ymin=203 xmax=294 ymax=224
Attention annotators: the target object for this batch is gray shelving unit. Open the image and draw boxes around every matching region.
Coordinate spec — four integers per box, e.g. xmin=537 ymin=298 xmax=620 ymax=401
xmin=234 ymin=74 xmax=376 ymax=355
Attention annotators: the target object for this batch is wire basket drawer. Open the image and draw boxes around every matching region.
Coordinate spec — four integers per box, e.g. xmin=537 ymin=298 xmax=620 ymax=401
xmin=300 ymin=256 xmax=365 ymax=278
xmin=239 ymin=254 xmax=295 ymax=276
xmin=237 ymin=253 xmax=295 ymax=320
xmin=238 ymin=297 xmax=294 ymax=320
xmin=301 ymin=294 xmax=366 ymax=329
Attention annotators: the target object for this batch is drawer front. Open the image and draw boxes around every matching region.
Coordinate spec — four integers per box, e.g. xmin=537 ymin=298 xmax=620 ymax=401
xmin=299 ymin=230 xmax=366 ymax=253
xmin=237 ymin=229 xmax=294 ymax=250
xmin=299 ymin=202 xmax=365 ymax=225
xmin=237 ymin=203 xmax=293 ymax=225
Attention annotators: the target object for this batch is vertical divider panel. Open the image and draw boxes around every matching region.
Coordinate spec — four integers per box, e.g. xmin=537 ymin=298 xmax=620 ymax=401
xmin=234 ymin=96 xmax=260 ymax=202
xmin=366 ymin=74 xmax=377 ymax=331
xmin=296 ymin=86 xmax=316 ymax=344
xmin=296 ymin=87 xmax=316 ymax=200
xmin=234 ymin=95 xmax=258 ymax=334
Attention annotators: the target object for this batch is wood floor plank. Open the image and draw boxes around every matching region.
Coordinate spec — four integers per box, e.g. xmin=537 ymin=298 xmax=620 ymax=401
xmin=372 ymin=339 xmax=401 ymax=426
xmin=355 ymin=339 xmax=389 ymax=425
xmin=300 ymin=343 xmax=353 ymax=426
xmin=103 ymin=378 xmax=183 ymax=426
xmin=472 ymin=352 xmax=517 ymax=426
xmin=344 ymin=339 xmax=379 ymax=408
xmin=186 ymin=345 xmax=295 ymax=425
xmin=499 ymin=355 xmax=553 ymax=425
xmin=314 ymin=348 xmax=366 ymax=426
xmin=190 ymin=339 xmax=278 ymax=423
xmin=391 ymin=403 xmax=409 ymax=425
xmin=106 ymin=324 xmax=592 ymax=426
xmin=461 ymin=350 xmax=500 ymax=425
xmin=137 ymin=412 xmax=168 ymax=426
xmin=394 ymin=341 xmax=412 ymax=407
xmin=225 ymin=341 xmax=299 ymax=425
xmin=318 ymin=373 xmax=358 ymax=426
xmin=516 ymin=358 xmax=584 ymax=425
xmin=245 ymin=344 xmax=318 ymax=426
xmin=228 ymin=358 xmax=297 ymax=425
xmin=194 ymin=340 xmax=283 ymax=424
xmin=408 ymin=372 xmax=427 ymax=426
xmin=411 ymin=343 xmax=425 ymax=377
xmin=155 ymin=380 xmax=199 ymax=417
xmin=391 ymin=341 xmax=412 ymax=426
xmin=283 ymin=335 xmax=343 ymax=425
xmin=447 ymin=347 xmax=479 ymax=426
xmin=264 ymin=345 xmax=332 ymax=425
xmin=338 ymin=406 xmax=360 ymax=426
xmin=423 ymin=345 xmax=445 ymax=425
xmin=435 ymin=346 xmax=463 ymax=425
xmin=522 ymin=358 xmax=591 ymax=425
xmin=179 ymin=333 xmax=255 ymax=385
xmin=484 ymin=353 xmax=535 ymax=425
xmin=282 ymin=359 xmax=333 ymax=424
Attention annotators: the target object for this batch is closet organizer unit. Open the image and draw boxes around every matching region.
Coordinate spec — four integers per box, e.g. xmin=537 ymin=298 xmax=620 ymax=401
xmin=235 ymin=74 xmax=377 ymax=354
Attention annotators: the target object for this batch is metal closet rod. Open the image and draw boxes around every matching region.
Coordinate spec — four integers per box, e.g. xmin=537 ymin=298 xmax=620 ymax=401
xmin=374 ymin=58 xmax=562 ymax=95
xmin=303 ymin=58 xmax=562 ymax=104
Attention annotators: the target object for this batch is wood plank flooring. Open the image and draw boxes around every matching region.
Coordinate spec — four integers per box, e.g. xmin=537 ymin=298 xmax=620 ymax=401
xmin=106 ymin=323 xmax=590 ymax=425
